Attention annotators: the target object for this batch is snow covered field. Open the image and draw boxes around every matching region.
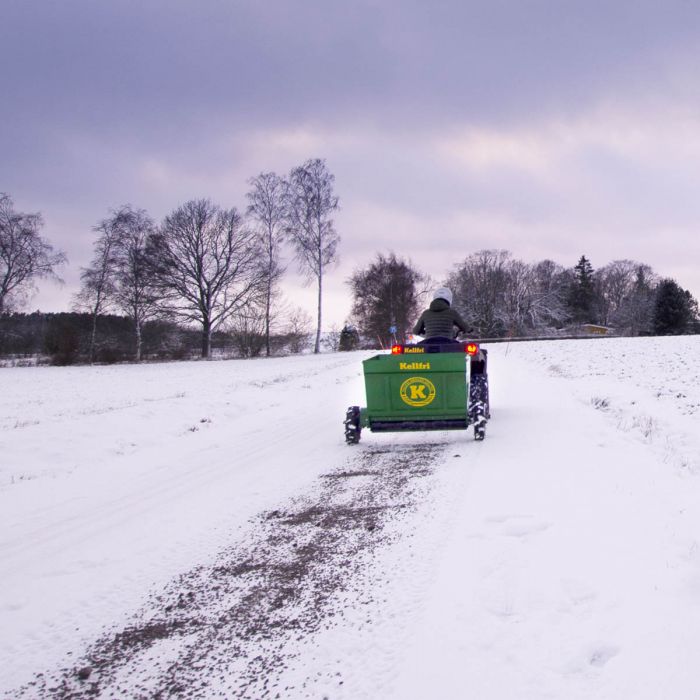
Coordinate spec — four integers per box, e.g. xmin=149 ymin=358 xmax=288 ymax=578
xmin=2 ymin=336 xmax=700 ymax=698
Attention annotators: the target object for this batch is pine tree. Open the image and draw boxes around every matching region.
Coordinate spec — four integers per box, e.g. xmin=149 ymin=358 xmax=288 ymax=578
xmin=652 ymin=279 xmax=692 ymax=335
xmin=568 ymin=255 xmax=596 ymax=323
xmin=338 ymin=324 xmax=359 ymax=351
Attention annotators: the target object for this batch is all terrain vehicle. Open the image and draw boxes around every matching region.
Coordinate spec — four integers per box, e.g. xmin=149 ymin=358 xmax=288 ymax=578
xmin=344 ymin=340 xmax=489 ymax=444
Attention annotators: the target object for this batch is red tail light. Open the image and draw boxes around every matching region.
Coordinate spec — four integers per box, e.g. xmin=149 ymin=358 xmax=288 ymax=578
xmin=391 ymin=344 xmax=404 ymax=354
xmin=465 ymin=343 xmax=479 ymax=355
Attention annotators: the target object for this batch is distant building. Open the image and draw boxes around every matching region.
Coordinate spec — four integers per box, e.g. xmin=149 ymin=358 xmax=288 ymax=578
xmin=581 ymin=324 xmax=612 ymax=335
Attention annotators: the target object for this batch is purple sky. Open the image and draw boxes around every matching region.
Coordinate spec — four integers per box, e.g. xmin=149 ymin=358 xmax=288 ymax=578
xmin=3 ymin=0 xmax=700 ymax=327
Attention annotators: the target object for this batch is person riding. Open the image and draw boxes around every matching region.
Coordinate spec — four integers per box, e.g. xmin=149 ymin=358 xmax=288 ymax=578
xmin=413 ymin=287 xmax=468 ymax=343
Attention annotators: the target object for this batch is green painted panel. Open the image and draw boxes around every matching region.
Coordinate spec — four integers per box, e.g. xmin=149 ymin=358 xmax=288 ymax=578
xmin=362 ymin=352 xmax=469 ymax=420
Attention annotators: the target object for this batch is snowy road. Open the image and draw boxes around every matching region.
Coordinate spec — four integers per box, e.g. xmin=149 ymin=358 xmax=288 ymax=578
xmin=3 ymin=338 xmax=700 ymax=698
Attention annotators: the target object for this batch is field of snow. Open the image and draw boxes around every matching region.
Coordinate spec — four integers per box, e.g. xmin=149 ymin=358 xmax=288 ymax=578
xmin=2 ymin=336 xmax=700 ymax=698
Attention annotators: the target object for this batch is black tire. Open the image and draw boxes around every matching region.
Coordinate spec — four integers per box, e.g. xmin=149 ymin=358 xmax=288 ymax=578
xmin=469 ymin=373 xmax=488 ymax=441
xmin=470 ymin=373 xmax=491 ymax=420
xmin=471 ymin=403 xmax=486 ymax=441
xmin=344 ymin=406 xmax=362 ymax=445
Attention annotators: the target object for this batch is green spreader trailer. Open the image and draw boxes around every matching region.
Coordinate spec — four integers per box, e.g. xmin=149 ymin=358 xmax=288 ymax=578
xmin=344 ymin=341 xmax=489 ymax=444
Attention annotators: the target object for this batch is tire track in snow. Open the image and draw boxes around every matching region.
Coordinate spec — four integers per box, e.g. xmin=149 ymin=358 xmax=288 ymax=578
xmin=1 ymin=353 xmax=370 ymax=694
xmin=0 ymin=359 xmax=363 ymax=565
xmin=15 ymin=441 xmax=448 ymax=699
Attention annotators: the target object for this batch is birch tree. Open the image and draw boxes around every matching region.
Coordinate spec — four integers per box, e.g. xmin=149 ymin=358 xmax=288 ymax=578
xmin=246 ymin=172 xmax=287 ymax=356
xmin=286 ymin=159 xmax=340 ymax=354
xmin=111 ymin=206 xmax=160 ymax=362
xmin=0 ymin=194 xmax=65 ymax=314
xmin=75 ymin=215 xmax=119 ymax=362
xmin=77 ymin=206 xmax=159 ymax=362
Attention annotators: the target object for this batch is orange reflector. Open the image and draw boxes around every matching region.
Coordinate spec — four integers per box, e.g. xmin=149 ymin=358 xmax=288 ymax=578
xmin=391 ymin=344 xmax=404 ymax=354
xmin=466 ymin=343 xmax=479 ymax=355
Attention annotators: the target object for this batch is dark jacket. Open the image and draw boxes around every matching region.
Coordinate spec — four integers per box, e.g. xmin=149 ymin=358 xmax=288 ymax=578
xmin=413 ymin=298 xmax=469 ymax=339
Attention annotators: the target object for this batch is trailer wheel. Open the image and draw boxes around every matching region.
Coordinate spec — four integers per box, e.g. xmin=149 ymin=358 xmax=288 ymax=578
xmin=470 ymin=401 xmax=487 ymax=441
xmin=470 ymin=374 xmax=490 ymax=419
xmin=344 ymin=406 xmax=362 ymax=444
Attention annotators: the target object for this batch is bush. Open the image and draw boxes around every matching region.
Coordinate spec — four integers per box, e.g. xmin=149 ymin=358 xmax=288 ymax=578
xmin=338 ymin=324 xmax=360 ymax=351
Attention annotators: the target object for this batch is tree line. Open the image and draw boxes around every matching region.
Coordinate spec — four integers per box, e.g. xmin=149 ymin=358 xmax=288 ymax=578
xmin=0 ymin=311 xmax=318 ymax=365
xmin=348 ymin=251 xmax=700 ymax=348
xmin=1 ymin=158 xmax=340 ymax=362
xmin=3 ymin=180 xmax=700 ymax=364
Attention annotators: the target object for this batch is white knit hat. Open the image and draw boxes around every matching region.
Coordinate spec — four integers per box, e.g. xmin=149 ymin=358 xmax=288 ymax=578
xmin=433 ymin=287 xmax=453 ymax=305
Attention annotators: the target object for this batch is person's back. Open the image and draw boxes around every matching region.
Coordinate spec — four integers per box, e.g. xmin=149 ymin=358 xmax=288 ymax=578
xmin=413 ymin=288 xmax=468 ymax=341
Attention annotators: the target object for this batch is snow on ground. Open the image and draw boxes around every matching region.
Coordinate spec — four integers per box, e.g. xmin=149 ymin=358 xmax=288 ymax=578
xmin=2 ymin=337 xmax=700 ymax=698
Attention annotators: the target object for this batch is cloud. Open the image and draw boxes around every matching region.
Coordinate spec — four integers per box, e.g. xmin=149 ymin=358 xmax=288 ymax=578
xmin=27 ymin=101 xmax=700 ymax=320
xmin=5 ymin=0 xmax=700 ymax=139
xmin=6 ymin=0 xmax=700 ymax=320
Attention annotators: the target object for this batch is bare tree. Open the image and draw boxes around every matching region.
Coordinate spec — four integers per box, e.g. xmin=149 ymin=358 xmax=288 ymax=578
xmin=286 ymin=159 xmax=340 ymax=353
xmin=447 ymin=250 xmax=511 ymax=337
xmin=611 ymin=263 xmax=658 ymax=335
xmin=246 ymin=172 xmax=287 ymax=357
xmin=447 ymin=252 xmax=578 ymax=337
xmin=526 ymin=259 xmax=571 ymax=332
xmin=0 ymin=194 xmax=66 ymax=314
xmin=76 ymin=206 xmax=160 ymax=362
xmin=74 ymin=216 xmax=120 ymax=362
xmin=596 ymin=259 xmax=642 ymax=326
xmin=283 ymin=306 xmax=312 ymax=354
xmin=322 ymin=324 xmax=342 ymax=352
xmin=500 ymin=258 xmax=535 ymax=335
xmin=150 ymin=199 xmax=259 ymax=358
xmin=349 ymin=252 xmax=428 ymax=347
xmin=229 ymin=303 xmax=267 ymax=358
xmin=111 ymin=206 xmax=160 ymax=362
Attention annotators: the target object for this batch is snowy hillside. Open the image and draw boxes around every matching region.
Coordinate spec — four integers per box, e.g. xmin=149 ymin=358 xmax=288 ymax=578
xmin=2 ymin=337 xmax=700 ymax=699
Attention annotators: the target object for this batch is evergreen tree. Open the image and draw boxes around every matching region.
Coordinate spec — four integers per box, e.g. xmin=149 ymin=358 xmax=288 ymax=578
xmin=653 ymin=279 xmax=693 ymax=335
xmin=568 ymin=255 xmax=596 ymax=323
xmin=338 ymin=324 xmax=360 ymax=351
xmin=684 ymin=289 xmax=700 ymax=332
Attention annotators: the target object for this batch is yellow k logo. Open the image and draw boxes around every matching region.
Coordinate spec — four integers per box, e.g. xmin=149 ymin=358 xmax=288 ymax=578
xmin=400 ymin=377 xmax=436 ymax=407
xmin=409 ymin=385 xmax=427 ymax=400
